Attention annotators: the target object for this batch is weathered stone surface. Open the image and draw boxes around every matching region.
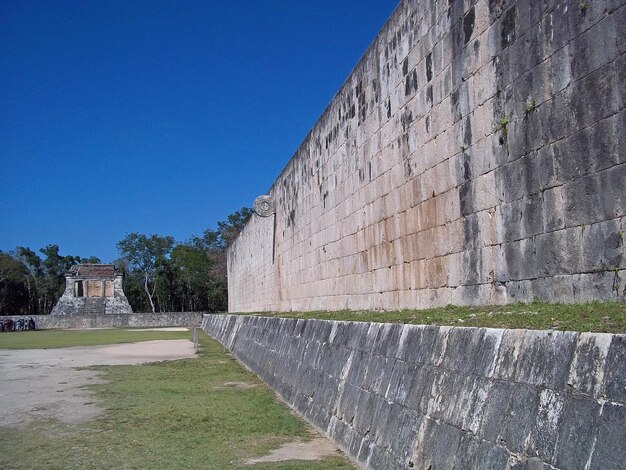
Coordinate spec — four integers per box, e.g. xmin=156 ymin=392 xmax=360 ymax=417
xmin=603 ymin=335 xmax=626 ymax=402
xmin=589 ymin=402 xmax=626 ymax=470
xmin=51 ymin=264 xmax=132 ymax=315
xmin=4 ymin=312 xmax=203 ymax=329
xmin=202 ymin=314 xmax=626 ymax=470
xmin=225 ymin=0 xmax=625 ymax=313
xmin=554 ymin=396 xmax=602 ymax=469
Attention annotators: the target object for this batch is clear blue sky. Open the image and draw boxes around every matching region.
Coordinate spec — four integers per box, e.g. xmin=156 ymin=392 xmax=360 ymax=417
xmin=1 ymin=0 xmax=398 ymax=262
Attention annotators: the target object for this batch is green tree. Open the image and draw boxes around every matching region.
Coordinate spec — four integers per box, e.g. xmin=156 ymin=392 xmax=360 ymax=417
xmin=114 ymin=207 xmax=251 ymax=313
xmin=189 ymin=207 xmax=252 ymax=311
xmin=15 ymin=247 xmax=44 ymax=314
xmin=116 ymin=233 xmax=174 ymax=313
xmin=39 ymin=245 xmax=85 ymax=313
xmin=0 ymin=252 xmax=30 ymax=314
xmin=115 ymin=257 xmax=150 ymax=312
xmin=1 ymin=246 xmax=101 ymax=315
xmin=171 ymin=243 xmax=214 ymax=311
xmin=153 ymin=255 xmax=178 ymax=312
xmin=216 ymin=207 xmax=254 ymax=247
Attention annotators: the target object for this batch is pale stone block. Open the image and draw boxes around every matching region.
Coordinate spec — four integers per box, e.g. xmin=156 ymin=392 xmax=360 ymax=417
xmin=380 ymin=113 xmax=398 ymax=149
xmin=473 ymin=170 xmax=498 ymax=212
xmin=385 ymin=189 xmax=402 ymax=219
xmin=405 ymin=233 xmax=419 ymax=263
xmin=432 ymin=224 xmax=451 ymax=258
xmin=471 ymin=98 xmax=496 ymax=144
xmin=405 ymin=206 xmax=419 ymax=235
xmin=433 ymin=158 xmax=453 ymax=196
xmin=474 ymin=0 xmax=492 ymax=41
xmin=418 ymin=168 xmax=437 ymax=204
xmin=469 ymin=62 xmax=498 ymax=111
xmin=441 ymin=188 xmax=461 ymax=224
xmin=398 ymin=183 xmax=412 ymax=214
xmin=417 ymin=197 xmax=440 ymax=232
xmin=390 ymin=162 xmax=406 ymax=191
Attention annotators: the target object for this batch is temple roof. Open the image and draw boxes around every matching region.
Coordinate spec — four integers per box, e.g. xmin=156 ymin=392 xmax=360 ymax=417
xmin=68 ymin=264 xmax=120 ymax=279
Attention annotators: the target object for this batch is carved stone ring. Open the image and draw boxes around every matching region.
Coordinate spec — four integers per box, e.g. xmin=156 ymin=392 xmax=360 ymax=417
xmin=254 ymin=195 xmax=275 ymax=217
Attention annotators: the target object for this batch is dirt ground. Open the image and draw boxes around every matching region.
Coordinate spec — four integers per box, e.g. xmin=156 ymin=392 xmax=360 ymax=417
xmin=0 ymin=335 xmax=341 ymax=464
xmin=0 ymin=339 xmax=196 ymax=427
xmin=244 ymin=438 xmax=340 ymax=464
xmin=126 ymin=327 xmax=190 ymax=331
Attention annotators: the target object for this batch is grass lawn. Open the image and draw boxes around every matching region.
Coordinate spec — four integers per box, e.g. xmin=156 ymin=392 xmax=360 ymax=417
xmin=239 ymin=301 xmax=626 ymax=333
xmin=0 ymin=328 xmax=192 ymax=349
xmin=0 ymin=331 xmax=353 ymax=469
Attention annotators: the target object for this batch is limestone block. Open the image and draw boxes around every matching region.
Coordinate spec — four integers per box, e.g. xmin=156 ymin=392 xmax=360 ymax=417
xmin=225 ymin=0 xmax=624 ymax=313
xmin=589 ymin=402 xmax=626 ymax=469
xmin=554 ymin=395 xmax=602 ymax=469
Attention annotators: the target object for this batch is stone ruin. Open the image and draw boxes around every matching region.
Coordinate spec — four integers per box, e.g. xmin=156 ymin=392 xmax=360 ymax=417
xmin=51 ymin=264 xmax=133 ymax=315
xmin=227 ymin=0 xmax=626 ymax=313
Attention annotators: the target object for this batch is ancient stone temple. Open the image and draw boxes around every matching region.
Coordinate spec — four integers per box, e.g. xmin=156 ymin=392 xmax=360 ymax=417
xmin=51 ymin=264 xmax=133 ymax=315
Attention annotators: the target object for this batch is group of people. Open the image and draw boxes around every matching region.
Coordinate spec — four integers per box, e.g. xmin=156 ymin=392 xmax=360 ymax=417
xmin=1 ymin=317 xmax=36 ymax=332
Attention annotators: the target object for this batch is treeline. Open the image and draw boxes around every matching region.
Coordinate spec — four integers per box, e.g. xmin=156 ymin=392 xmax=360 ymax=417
xmin=0 ymin=208 xmax=252 ymax=315
xmin=0 ymin=246 xmax=100 ymax=315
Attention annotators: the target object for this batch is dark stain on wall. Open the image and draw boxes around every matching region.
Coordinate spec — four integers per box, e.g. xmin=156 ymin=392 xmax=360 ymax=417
xmin=463 ymin=6 xmax=475 ymax=45
xmin=464 ymin=115 xmax=472 ymax=147
xmin=450 ymin=1 xmax=484 ymax=287
xmin=405 ymin=69 xmax=418 ymax=96
xmin=501 ymin=7 xmax=517 ymax=49
xmin=230 ymin=0 xmax=626 ymax=312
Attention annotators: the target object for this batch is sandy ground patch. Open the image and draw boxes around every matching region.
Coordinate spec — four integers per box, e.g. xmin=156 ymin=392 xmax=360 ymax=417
xmin=244 ymin=438 xmax=339 ymax=464
xmin=212 ymin=381 xmax=258 ymax=390
xmin=0 ymin=340 xmax=195 ymax=427
xmin=125 ymin=327 xmax=190 ymax=332
xmin=67 ymin=327 xmax=190 ymax=332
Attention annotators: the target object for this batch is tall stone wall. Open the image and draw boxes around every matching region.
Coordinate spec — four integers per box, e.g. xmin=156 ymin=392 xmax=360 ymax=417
xmin=228 ymin=0 xmax=626 ymax=312
xmin=202 ymin=314 xmax=626 ymax=469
